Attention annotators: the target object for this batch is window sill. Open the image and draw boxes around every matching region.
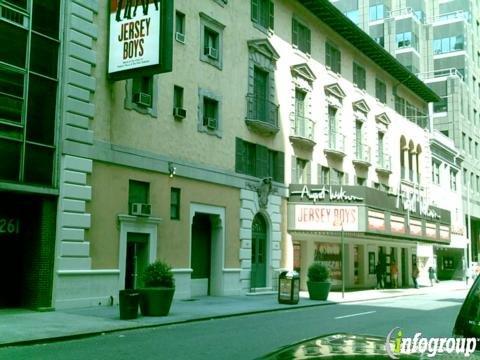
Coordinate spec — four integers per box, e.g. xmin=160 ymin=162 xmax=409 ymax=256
xmin=200 ymin=56 xmax=223 ymax=70
xmin=292 ymin=45 xmax=311 ymax=60
xmin=252 ymin=22 xmax=273 ymax=36
xmin=198 ymin=126 xmax=222 ymax=138
xmin=326 ymin=67 xmax=341 ymax=79
xmin=353 ymin=85 xmax=367 ymax=96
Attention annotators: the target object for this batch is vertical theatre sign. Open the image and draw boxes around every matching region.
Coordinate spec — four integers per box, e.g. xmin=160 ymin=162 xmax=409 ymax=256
xmin=108 ymin=0 xmax=173 ymax=80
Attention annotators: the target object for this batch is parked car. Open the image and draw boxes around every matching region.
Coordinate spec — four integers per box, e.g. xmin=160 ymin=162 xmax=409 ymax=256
xmin=453 ymin=273 xmax=480 ymax=343
xmin=258 ymin=277 xmax=480 ymax=359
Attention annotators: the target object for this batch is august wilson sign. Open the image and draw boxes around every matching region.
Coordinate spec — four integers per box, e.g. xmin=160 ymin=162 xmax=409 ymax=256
xmin=108 ymin=0 xmax=161 ymax=75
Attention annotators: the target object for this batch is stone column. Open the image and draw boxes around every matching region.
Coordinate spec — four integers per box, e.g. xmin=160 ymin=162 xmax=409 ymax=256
xmin=403 ymin=147 xmax=410 ymax=180
xmin=411 ymin=151 xmax=418 ymax=183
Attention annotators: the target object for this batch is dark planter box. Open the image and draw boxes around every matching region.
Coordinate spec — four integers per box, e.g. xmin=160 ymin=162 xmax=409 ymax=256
xmin=119 ymin=289 xmax=140 ymax=320
xmin=139 ymin=287 xmax=175 ymax=316
xmin=307 ymin=281 xmax=331 ymax=300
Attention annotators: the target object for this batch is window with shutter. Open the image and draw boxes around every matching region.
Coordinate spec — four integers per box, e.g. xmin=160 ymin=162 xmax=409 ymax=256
xmin=256 ymin=144 xmax=269 ymax=178
xmin=292 ymin=18 xmax=310 ymax=54
xmin=274 ymin=151 xmax=284 ymax=183
xmin=251 ymin=0 xmax=274 ymax=30
xmin=235 ymin=138 xmax=246 ymax=174
xmin=326 ymin=43 xmax=341 ymax=73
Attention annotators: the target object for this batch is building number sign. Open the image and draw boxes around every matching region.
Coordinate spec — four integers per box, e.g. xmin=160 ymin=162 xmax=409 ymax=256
xmin=0 ymin=218 xmax=20 ymax=235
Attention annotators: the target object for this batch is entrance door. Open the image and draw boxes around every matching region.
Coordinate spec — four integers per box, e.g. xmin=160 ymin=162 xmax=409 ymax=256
xmin=125 ymin=233 xmax=149 ymax=289
xmin=191 ymin=214 xmax=212 ymax=295
xmin=251 ymin=214 xmax=267 ymax=288
xmin=401 ymin=248 xmax=408 ymax=287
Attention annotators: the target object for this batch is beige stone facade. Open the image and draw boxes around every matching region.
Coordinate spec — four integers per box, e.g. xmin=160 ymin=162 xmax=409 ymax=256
xmin=53 ymin=0 xmax=449 ymax=307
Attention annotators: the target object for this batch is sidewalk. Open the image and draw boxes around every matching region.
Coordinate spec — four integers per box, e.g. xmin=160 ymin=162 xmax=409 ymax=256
xmin=0 ymin=280 xmax=470 ymax=348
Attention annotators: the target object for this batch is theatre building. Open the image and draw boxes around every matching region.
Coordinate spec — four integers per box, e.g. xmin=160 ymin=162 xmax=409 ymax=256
xmin=288 ymin=185 xmax=451 ymax=289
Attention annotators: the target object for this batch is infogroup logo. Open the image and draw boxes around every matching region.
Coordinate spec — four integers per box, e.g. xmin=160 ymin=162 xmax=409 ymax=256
xmin=385 ymin=327 xmax=477 ymax=358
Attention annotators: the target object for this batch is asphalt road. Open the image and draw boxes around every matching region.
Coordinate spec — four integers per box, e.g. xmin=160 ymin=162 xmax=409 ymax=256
xmin=0 ymin=291 xmax=467 ymax=360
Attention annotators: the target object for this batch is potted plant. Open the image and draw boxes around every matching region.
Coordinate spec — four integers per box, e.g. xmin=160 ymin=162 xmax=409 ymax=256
xmin=139 ymin=260 xmax=175 ymax=316
xmin=307 ymin=262 xmax=331 ymax=300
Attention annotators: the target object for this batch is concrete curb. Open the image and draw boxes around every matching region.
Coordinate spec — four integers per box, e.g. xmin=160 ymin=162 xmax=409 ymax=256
xmin=0 ymin=286 xmax=469 ymax=349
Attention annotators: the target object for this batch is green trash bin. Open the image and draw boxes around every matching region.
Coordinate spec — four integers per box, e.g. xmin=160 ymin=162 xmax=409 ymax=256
xmin=119 ymin=289 xmax=140 ymax=320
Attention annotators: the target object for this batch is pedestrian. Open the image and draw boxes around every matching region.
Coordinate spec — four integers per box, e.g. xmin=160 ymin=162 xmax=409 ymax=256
xmin=390 ymin=261 xmax=399 ymax=288
xmin=375 ymin=261 xmax=384 ymax=289
xmin=412 ymin=264 xmax=419 ymax=288
xmin=428 ymin=266 xmax=436 ymax=286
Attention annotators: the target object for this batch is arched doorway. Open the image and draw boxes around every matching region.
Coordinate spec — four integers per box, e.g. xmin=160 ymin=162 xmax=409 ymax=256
xmin=251 ymin=213 xmax=267 ymax=288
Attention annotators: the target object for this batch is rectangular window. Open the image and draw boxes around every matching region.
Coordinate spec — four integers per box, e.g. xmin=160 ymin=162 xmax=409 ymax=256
xmin=170 ymin=188 xmax=181 ymax=220
xmin=0 ymin=67 xmax=24 ymax=123
xmin=175 ymin=11 xmax=186 ymax=43
xmin=235 ymin=138 xmax=284 ymax=182
xmin=395 ymin=95 xmax=405 ymax=115
xmin=204 ymin=27 xmax=219 ymax=59
xmin=377 ymin=131 xmax=384 ymax=161
xmin=319 ymin=166 xmax=330 ymax=185
xmin=369 ymin=4 xmax=385 ymax=21
xmin=375 ymin=78 xmax=386 ymax=104
xmin=325 ymin=42 xmax=341 ymax=74
xmin=463 ymin=168 xmax=468 ymax=186
xmin=295 ymin=158 xmax=309 ymax=183
xmin=450 ymin=169 xmax=457 ymax=191
xmin=292 ymin=18 xmax=311 ymax=54
xmin=132 ymin=76 xmax=153 ymax=107
xmin=353 ymin=62 xmax=366 ymax=90
xmin=173 ymin=85 xmax=183 ymax=108
xmin=203 ymin=97 xmax=218 ymax=130
xmin=331 ymin=169 xmax=344 ymax=185
xmin=432 ymin=161 xmax=440 ymax=185
xmin=251 ymin=0 xmax=274 ymax=30
xmin=128 ymin=180 xmax=150 ymax=214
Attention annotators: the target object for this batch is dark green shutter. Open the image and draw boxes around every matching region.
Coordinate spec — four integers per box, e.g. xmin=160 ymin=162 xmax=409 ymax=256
xmin=235 ymin=138 xmax=246 ymax=174
xmin=306 ymin=161 xmax=311 ymax=184
xmin=325 ymin=43 xmax=331 ymax=67
xmin=275 ymin=151 xmax=284 ymax=183
xmin=292 ymin=18 xmax=298 ymax=46
xmin=291 ymin=155 xmax=297 ymax=183
xmin=317 ymin=164 xmax=322 ymax=184
xmin=251 ymin=0 xmax=259 ymax=23
xmin=256 ymin=144 xmax=269 ymax=178
xmin=306 ymin=27 xmax=311 ymax=54
xmin=269 ymin=0 xmax=274 ymax=29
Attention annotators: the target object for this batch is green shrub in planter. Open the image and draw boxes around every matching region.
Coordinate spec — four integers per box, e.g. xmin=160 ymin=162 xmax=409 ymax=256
xmin=307 ymin=262 xmax=331 ymax=301
xmin=139 ymin=260 xmax=175 ymax=316
xmin=142 ymin=261 xmax=175 ymax=288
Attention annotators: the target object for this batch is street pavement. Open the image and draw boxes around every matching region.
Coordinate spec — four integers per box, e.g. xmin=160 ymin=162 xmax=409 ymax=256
xmin=0 ymin=289 xmax=468 ymax=360
xmin=0 ymin=280 xmax=470 ymax=348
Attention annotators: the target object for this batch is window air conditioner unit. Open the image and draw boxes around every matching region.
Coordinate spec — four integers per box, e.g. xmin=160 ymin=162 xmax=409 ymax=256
xmin=133 ymin=92 xmax=152 ymax=107
xmin=131 ymin=203 xmax=151 ymax=217
xmin=173 ymin=107 xmax=187 ymax=119
xmin=175 ymin=31 xmax=185 ymax=43
xmin=205 ymin=117 xmax=217 ymax=130
xmin=205 ymin=46 xmax=218 ymax=59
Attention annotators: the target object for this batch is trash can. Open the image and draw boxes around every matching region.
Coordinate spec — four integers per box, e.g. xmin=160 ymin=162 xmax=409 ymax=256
xmin=119 ymin=289 xmax=140 ymax=320
xmin=278 ymin=270 xmax=300 ymax=304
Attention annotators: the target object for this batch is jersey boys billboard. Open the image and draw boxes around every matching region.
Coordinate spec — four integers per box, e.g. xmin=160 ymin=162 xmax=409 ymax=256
xmin=108 ymin=0 xmax=172 ymax=80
